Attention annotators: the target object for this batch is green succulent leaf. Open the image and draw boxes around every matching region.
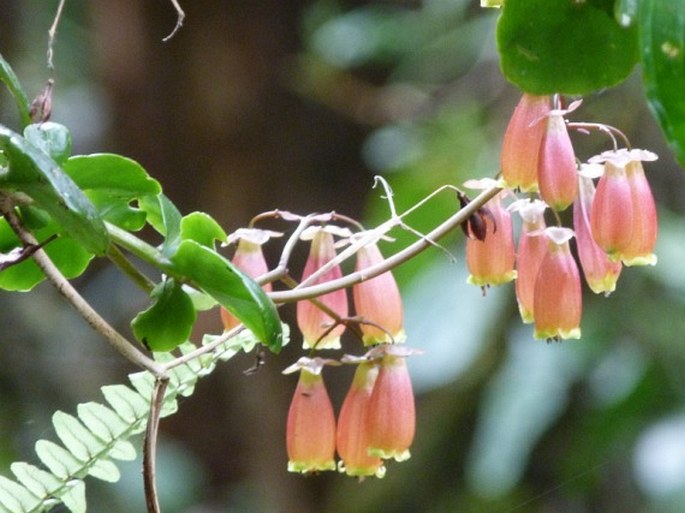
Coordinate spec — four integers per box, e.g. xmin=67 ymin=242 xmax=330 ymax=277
xmin=180 ymin=211 xmax=227 ymax=247
xmin=63 ymin=154 xmax=161 ymax=231
xmin=170 ymin=239 xmax=283 ymax=352
xmin=0 ymin=125 xmax=109 ymax=255
xmin=0 ymin=218 xmax=93 ymax=291
xmin=138 ymin=193 xmax=183 ymax=256
xmin=640 ymin=0 xmax=685 ymax=166
xmin=0 ymin=53 xmax=30 ymax=127
xmin=131 ymin=277 xmax=197 ymax=352
xmin=496 ymin=0 xmax=639 ymax=95
xmin=24 ymin=122 xmax=72 ymax=165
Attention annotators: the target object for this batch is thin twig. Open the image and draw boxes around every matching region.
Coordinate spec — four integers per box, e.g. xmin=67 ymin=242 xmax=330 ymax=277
xmin=3 ymin=208 xmax=164 ymax=375
xmin=160 ymin=324 xmax=245 ymax=372
xmin=47 ymin=0 xmax=67 ymax=72
xmin=268 ymin=184 xmax=501 ymax=303
xmin=143 ymin=376 xmax=169 ymax=513
xmin=107 ymin=244 xmax=156 ymax=294
xmin=162 ymin=0 xmax=186 ymax=42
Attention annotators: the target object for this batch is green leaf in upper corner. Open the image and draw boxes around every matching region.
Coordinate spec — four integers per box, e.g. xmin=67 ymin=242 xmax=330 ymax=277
xmin=0 ymin=217 xmax=93 ymax=291
xmin=139 ymin=193 xmax=183 ymax=255
xmin=639 ymin=0 xmax=685 ymax=166
xmin=169 ymin=239 xmax=283 ymax=352
xmin=496 ymin=0 xmax=639 ymax=95
xmin=180 ymin=211 xmax=228 ymax=247
xmin=0 ymin=53 xmax=30 ymax=127
xmin=63 ymin=153 xmax=161 ymax=231
xmin=24 ymin=122 xmax=72 ymax=165
xmin=0 ymin=126 xmax=109 ymax=255
xmin=131 ymin=277 xmax=197 ymax=352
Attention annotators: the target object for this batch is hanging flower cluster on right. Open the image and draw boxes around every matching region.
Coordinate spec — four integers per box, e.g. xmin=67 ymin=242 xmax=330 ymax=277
xmin=467 ymin=93 xmax=659 ymax=342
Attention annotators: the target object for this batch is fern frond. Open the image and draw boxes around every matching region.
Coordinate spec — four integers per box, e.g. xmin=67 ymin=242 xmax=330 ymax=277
xmin=0 ymin=325 xmax=287 ymax=513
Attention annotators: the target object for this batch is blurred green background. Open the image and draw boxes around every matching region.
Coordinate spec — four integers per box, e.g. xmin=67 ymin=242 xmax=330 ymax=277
xmin=1 ymin=1 xmax=685 ymax=512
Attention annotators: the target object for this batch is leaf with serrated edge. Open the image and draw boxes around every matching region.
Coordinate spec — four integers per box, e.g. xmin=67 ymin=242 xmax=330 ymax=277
xmin=0 ymin=475 xmax=40 ymax=513
xmin=101 ymin=385 xmax=150 ymax=423
xmin=53 ymin=411 xmax=107 ymax=461
xmin=35 ymin=440 xmax=84 ymax=479
xmin=10 ymin=462 xmax=62 ymax=499
xmin=60 ymin=480 xmax=86 ymax=513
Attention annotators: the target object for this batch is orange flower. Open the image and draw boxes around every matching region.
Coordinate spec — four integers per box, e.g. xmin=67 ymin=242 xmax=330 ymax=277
xmin=537 ymin=110 xmax=578 ymax=211
xmin=336 ymin=361 xmax=385 ymax=478
xmin=533 ymin=228 xmax=582 ymax=341
xmin=353 ymin=241 xmax=405 ymax=346
xmin=297 ymin=227 xmax=349 ymax=349
xmin=500 ymin=93 xmax=551 ymax=192
xmin=284 ymin=357 xmax=338 ymax=474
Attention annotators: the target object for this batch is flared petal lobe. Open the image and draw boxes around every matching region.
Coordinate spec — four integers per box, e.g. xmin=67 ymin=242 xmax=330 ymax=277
xmin=286 ymin=369 xmax=337 ymax=473
xmin=297 ymin=230 xmax=348 ymax=349
xmin=353 ymin=243 xmax=406 ymax=346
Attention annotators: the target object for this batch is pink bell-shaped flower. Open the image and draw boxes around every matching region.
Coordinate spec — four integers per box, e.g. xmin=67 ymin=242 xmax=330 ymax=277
xmin=537 ymin=109 xmax=578 ymax=211
xmin=573 ymin=172 xmax=622 ymax=294
xmin=336 ymin=360 xmax=385 ymax=478
xmin=284 ymin=357 xmax=339 ymax=474
xmin=511 ymin=199 xmax=548 ymax=323
xmin=590 ymin=149 xmax=658 ymax=266
xmin=297 ymin=227 xmax=349 ymax=349
xmin=353 ymin=241 xmax=406 ymax=346
xmin=221 ymin=228 xmax=280 ymax=331
xmin=500 ymin=93 xmax=551 ymax=192
xmin=464 ymin=180 xmax=517 ymax=289
xmin=533 ymin=227 xmax=582 ymax=341
xmin=366 ymin=345 xmax=417 ymax=462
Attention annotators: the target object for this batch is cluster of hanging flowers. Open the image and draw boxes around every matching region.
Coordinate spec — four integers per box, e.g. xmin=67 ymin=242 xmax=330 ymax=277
xmin=467 ymin=93 xmax=659 ymax=341
xmin=220 ymin=225 xmax=417 ymax=479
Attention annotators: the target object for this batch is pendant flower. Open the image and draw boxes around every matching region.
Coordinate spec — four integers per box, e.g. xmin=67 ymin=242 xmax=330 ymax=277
xmin=574 ymin=172 xmax=622 ymax=294
xmin=500 ymin=93 xmax=551 ymax=192
xmin=220 ymin=228 xmax=281 ymax=331
xmin=589 ymin=149 xmax=658 ymax=266
xmin=537 ymin=107 xmax=578 ymax=211
xmin=284 ymin=357 xmax=340 ymax=474
xmin=297 ymin=226 xmax=350 ymax=349
xmin=510 ymin=199 xmax=548 ymax=323
xmin=533 ymin=227 xmax=582 ymax=341
xmin=464 ymin=179 xmax=516 ymax=289
xmin=336 ymin=360 xmax=385 ymax=478
xmin=353 ymin=240 xmax=406 ymax=346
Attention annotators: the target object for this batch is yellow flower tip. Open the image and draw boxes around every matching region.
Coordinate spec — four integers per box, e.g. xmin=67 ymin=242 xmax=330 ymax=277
xmin=302 ymin=336 xmax=342 ymax=350
xmin=586 ymin=276 xmax=619 ymax=296
xmin=518 ymin=305 xmax=534 ymax=324
xmin=622 ymin=254 xmax=658 ymax=267
xmin=368 ymin=447 xmax=411 ymax=462
xmin=467 ymin=270 xmax=517 ymax=287
xmin=287 ymin=460 xmax=337 ymax=474
xmin=533 ymin=327 xmax=581 ymax=341
xmin=362 ymin=328 xmax=407 ymax=346
xmin=337 ymin=460 xmax=387 ymax=479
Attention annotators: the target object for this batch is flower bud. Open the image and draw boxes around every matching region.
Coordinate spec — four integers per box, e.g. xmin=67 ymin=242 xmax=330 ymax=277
xmin=353 ymin=242 xmax=406 ymax=346
xmin=537 ymin=112 xmax=578 ymax=211
xmin=465 ymin=188 xmax=516 ymax=289
xmin=501 ymin=94 xmax=551 ymax=192
xmin=366 ymin=347 xmax=416 ymax=462
xmin=297 ymin=228 xmax=349 ymax=349
xmin=336 ymin=361 xmax=385 ymax=478
xmin=511 ymin=199 xmax=548 ymax=323
xmin=573 ymin=174 xmax=622 ymax=294
xmin=533 ymin=227 xmax=582 ymax=341
xmin=285 ymin=358 xmax=338 ymax=474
